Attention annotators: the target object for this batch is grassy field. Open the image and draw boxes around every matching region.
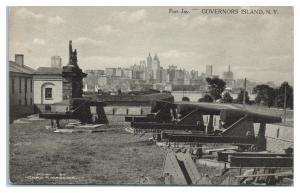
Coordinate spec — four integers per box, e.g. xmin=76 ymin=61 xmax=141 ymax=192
xmin=9 ymin=115 xmax=165 ymax=185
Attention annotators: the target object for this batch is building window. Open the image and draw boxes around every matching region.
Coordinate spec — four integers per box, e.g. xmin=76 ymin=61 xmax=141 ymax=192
xmin=12 ymin=78 xmax=15 ymax=94
xmin=19 ymin=78 xmax=21 ymax=93
xmin=45 ymin=88 xmax=52 ymax=99
xmin=30 ymin=80 xmax=33 ymax=92
xmin=25 ymin=78 xmax=27 ymax=93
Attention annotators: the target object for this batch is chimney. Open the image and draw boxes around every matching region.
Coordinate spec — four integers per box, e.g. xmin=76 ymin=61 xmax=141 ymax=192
xmin=15 ymin=54 xmax=24 ymax=66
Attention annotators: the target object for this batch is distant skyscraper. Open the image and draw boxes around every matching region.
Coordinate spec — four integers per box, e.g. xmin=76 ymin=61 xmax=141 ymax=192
xmin=222 ymin=65 xmax=235 ymax=88
xmin=152 ymin=54 xmax=160 ymax=69
xmin=51 ymin=56 xmax=62 ymax=68
xmin=147 ymin=53 xmax=152 ymax=70
xmin=161 ymin=68 xmax=168 ymax=83
xmin=152 ymin=53 xmax=161 ymax=81
xmin=168 ymin=65 xmax=177 ymax=83
xmin=146 ymin=53 xmax=153 ymax=82
xmin=222 ymin=65 xmax=234 ymax=80
xmin=205 ymin=65 xmax=213 ymax=77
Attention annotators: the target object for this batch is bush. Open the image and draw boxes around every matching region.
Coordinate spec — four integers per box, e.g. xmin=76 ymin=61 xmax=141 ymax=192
xmin=182 ymin=97 xmax=190 ymax=102
xmin=198 ymin=94 xmax=213 ymax=102
xmin=222 ymin=92 xmax=233 ymax=103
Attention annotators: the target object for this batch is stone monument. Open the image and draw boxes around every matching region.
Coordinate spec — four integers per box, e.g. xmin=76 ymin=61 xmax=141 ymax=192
xmin=62 ymin=40 xmax=87 ymax=100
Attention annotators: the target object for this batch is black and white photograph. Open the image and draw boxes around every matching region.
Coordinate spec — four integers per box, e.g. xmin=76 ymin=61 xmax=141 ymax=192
xmin=7 ymin=5 xmax=294 ymax=186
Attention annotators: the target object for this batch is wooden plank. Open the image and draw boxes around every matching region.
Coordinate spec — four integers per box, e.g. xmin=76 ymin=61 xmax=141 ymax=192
xmin=74 ymin=124 xmax=104 ymax=129
xmin=163 ymin=151 xmax=187 ymax=185
xmin=163 ymin=134 xmax=255 ymax=145
xmin=235 ymin=171 xmax=293 ymax=178
xmin=218 ymin=152 xmax=293 ymax=162
xmin=205 ymin=147 xmax=238 ymax=154
xmin=181 ymin=153 xmax=201 ymax=184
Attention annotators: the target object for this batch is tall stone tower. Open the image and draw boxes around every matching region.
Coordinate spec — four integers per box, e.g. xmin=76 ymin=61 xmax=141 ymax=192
xmin=62 ymin=40 xmax=87 ymax=100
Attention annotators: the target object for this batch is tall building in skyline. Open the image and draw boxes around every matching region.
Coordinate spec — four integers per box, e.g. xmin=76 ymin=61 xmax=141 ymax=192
xmin=168 ymin=65 xmax=177 ymax=84
xmin=51 ymin=56 xmax=62 ymax=68
xmin=146 ymin=53 xmax=153 ymax=82
xmin=222 ymin=65 xmax=234 ymax=80
xmin=152 ymin=54 xmax=160 ymax=69
xmin=161 ymin=68 xmax=168 ymax=83
xmin=205 ymin=65 xmax=213 ymax=77
xmin=152 ymin=53 xmax=161 ymax=82
xmin=223 ymin=65 xmax=235 ymax=88
xmin=146 ymin=53 xmax=152 ymax=70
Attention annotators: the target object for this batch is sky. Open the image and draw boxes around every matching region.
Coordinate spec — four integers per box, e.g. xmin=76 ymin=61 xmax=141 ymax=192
xmin=8 ymin=6 xmax=293 ymax=85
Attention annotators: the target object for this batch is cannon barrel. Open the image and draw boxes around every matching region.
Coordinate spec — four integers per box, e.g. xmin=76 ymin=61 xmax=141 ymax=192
xmin=220 ymin=109 xmax=282 ymax=123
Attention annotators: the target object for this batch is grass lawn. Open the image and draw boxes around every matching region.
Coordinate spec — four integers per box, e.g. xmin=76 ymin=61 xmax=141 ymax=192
xmin=9 ymin=115 xmax=165 ymax=185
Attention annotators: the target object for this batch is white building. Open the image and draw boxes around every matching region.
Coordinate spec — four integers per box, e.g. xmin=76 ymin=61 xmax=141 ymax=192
xmin=33 ymin=67 xmax=63 ymax=109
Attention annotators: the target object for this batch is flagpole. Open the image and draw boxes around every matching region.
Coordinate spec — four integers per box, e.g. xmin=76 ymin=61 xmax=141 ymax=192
xmin=283 ymin=84 xmax=287 ymax=123
xmin=243 ymin=78 xmax=246 ymax=107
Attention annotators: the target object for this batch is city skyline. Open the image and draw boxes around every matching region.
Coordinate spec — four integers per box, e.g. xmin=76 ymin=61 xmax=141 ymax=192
xmin=9 ymin=6 xmax=293 ymax=85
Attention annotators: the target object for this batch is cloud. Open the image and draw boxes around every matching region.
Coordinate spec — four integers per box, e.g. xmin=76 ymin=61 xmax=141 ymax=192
xmin=94 ymin=25 xmax=119 ymax=35
xmin=15 ymin=7 xmax=45 ymax=20
xmin=32 ymin=38 xmax=45 ymax=45
xmin=15 ymin=8 xmax=64 ymax=25
xmin=48 ymin=16 xmax=64 ymax=25
xmin=112 ymin=9 xmax=147 ymax=24
xmin=161 ymin=50 xmax=194 ymax=58
xmin=73 ymin=37 xmax=103 ymax=46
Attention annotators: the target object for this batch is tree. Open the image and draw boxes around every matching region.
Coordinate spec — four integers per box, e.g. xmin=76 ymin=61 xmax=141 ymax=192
xmin=182 ymin=97 xmax=190 ymax=102
xmin=275 ymin=82 xmax=293 ymax=109
xmin=117 ymin=89 xmax=122 ymax=95
xmin=198 ymin=94 xmax=213 ymax=102
xmin=222 ymin=92 xmax=233 ymax=103
xmin=206 ymin=77 xmax=226 ymax=101
xmin=253 ymin=84 xmax=276 ymax=107
xmin=236 ymin=89 xmax=250 ymax=104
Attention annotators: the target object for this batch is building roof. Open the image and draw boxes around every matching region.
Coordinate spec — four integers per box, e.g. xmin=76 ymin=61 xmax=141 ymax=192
xmin=9 ymin=61 xmax=35 ymax=74
xmin=34 ymin=67 xmax=62 ymax=75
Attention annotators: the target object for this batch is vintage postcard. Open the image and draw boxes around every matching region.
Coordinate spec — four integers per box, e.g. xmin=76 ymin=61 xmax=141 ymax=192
xmin=8 ymin=6 xmax=293 ymax=185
